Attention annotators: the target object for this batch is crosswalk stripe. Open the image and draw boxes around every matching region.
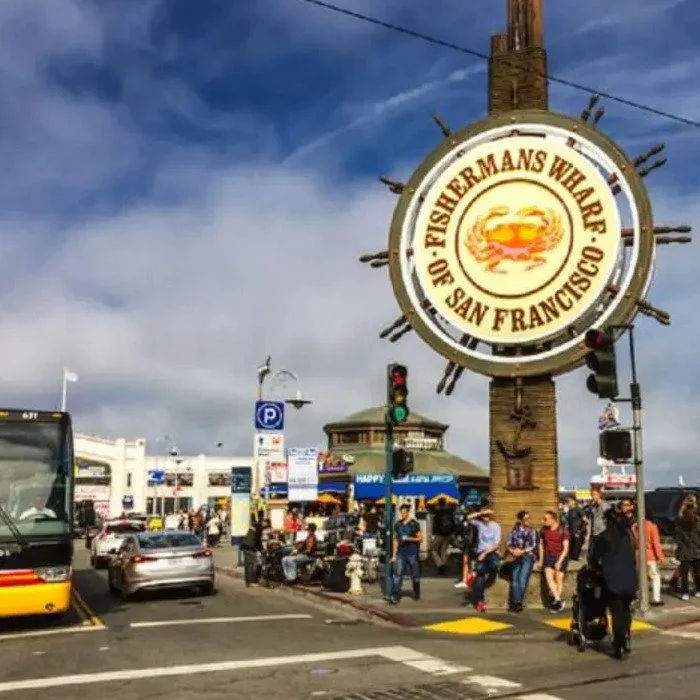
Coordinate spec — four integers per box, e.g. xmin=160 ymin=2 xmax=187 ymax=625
xmin=0 ymin=645 xmax=468 ymax=693
xmin=462 ymin=675 xmax=522 ymax=690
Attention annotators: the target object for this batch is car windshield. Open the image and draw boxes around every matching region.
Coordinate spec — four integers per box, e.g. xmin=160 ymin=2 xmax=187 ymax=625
xmin=0 ymin=420 xmax=70 ymax=540
xmin=138 ymin=533 xmax=201 ymax=549
xmin=106 ymin=522 xmax=145 ymax=535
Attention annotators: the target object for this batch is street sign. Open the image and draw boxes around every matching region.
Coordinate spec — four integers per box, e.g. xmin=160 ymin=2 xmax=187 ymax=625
xmin=148 ymin=469 xmax=165 ymax=485
xmin=254 ymin=433 xmax=285 ymax=458
xmin=255 ymin=400 xmax=284 ymax=430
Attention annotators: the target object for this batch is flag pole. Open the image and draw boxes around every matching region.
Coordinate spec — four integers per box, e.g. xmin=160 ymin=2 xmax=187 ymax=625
xmin=60 ymin=370 xmax=68 ymax=412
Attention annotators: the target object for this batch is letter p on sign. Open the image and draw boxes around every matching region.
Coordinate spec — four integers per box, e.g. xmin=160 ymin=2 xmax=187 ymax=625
xmin=255 ymin=400 xmax=285 ymax=431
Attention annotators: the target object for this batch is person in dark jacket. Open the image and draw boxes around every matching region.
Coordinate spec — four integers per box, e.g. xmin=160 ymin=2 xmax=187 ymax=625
xmin=241 ymin=515 xmax=263 ymax=586
xmin=590 ymin=507 xmax=637 ymax=659
xmin=564 ymin=495 xmax=585 ymax=561
xmin=674 ymin=504 xmax=700 ymax=600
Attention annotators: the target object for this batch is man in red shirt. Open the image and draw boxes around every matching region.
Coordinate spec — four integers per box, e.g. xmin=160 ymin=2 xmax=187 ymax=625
xmin=538 ymin=510 xmax=570 ymax=612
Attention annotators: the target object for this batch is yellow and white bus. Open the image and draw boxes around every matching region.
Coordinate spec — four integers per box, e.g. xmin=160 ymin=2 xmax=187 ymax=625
xmin=0 ymin=410 xmax=74 ymax=619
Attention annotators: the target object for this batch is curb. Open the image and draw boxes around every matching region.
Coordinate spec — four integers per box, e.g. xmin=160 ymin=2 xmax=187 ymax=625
xmin=215 ymin=565 xmax=700 ymax=634
xmin=214 ymin=565 xmax=404 ymax=627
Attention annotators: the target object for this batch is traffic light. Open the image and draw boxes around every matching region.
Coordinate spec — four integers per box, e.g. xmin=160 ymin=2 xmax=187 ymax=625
xmin=584 ymin=328 xmax=618 ymax=399
xmin=387 ymin=363 xmax=409 ymax=424
xmin=392 ymin=448 xmax=415 ymax=479
xmin=600 ymin=430 xmax=632 ymax=461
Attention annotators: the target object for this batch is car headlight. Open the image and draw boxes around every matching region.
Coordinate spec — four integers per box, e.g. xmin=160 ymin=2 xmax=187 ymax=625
xmin=36 ymin=566 xmax=72 ymax=583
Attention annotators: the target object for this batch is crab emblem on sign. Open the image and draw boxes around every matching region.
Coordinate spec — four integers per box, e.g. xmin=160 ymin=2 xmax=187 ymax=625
xmin=466 ymin=205 xmax=564 ymax=273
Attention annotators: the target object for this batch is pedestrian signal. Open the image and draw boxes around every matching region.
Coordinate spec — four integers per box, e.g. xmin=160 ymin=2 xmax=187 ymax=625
xmin=584 ymin=329 xmax=618 ymax=399
xmin=387 ymin=363 xmax=409 ymax=424
xmin=392 ymin=448 xmax=415 ymax=479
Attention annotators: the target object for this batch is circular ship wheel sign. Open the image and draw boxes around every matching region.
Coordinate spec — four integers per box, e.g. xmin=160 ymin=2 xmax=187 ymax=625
xmin=388 ymin=110 xmax=655 ymax=378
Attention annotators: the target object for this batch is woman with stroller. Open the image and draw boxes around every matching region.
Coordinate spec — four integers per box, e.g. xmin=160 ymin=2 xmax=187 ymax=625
xmin=590 ymin=506 xmax=637 ymax=659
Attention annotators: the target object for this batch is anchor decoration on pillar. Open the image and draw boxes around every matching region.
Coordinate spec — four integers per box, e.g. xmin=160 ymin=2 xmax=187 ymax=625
xmin=496 ymin=405 xmax=537 ymax=490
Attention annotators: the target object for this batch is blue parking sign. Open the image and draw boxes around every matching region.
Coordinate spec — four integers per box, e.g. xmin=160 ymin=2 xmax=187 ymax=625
xmin=254 ymin=400 xmax=284 ymax=431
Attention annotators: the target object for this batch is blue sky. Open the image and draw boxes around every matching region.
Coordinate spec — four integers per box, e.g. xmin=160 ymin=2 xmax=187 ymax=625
xmin=0 ymin=0 xmax=698 ymax=487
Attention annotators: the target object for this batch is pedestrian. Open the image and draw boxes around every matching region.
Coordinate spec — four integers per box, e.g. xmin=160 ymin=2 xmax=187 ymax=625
xmin=454 ymin=505 xmax=480 ymax=590
xmin=632 ymin=505 xmax=666 ymax=606
xmin=538 ymin=510 xmax=570 ymax=612
xmin=564 ymin=495 xmax=585 ymax=561
xmin=590 ymin=507 xmax=637 ymax=659
xmin=284 ymin=508 xmax=302 ymax=545
xmin=585 ymin=485 xmax=611 ymax=562
xmin=674 ymin=503 xmax=700 ymax=600
xmin=506 ymin=510 xmax=538 ymax=612
xmin=282 ymin=523 xmax=318 ymax=583
xmin=389 ymin=503 xmax=422 ymax=604
xmin=241 ymin=516 xmax=263 ymax=586
xmin=465 ymin=508 xmax=501 ymax=613
xmin=207 ymin=512 xmax=222 ymax=547
xmin=359 ymin=505 xmax=379 ymax=537
xmin=430 ymin=497 xmax=455 ymax=576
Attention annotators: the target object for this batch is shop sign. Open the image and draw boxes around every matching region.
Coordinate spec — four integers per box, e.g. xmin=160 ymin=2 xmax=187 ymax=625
xmin=287 ymin=447 xmax=319 ymax=502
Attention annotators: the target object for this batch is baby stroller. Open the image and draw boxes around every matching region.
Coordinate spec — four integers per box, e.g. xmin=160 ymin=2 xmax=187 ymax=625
xmin=567 ymin=566 xmax=608 ymax=652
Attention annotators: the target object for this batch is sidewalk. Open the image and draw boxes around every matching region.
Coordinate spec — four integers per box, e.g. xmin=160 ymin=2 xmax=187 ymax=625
xmin=213 ymin=546 xmax=700 ymax=636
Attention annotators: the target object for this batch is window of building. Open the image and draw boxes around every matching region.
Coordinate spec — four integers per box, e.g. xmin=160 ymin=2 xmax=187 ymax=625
xmin=336 ymin=431 xmax=361 ymax=445
xmin=126 ymin=472 xmax=132 ymax=488
xmin=208 ymin=472 xmax=231 ymax=487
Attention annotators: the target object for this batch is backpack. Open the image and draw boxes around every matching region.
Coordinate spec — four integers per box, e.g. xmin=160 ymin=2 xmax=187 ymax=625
xmin=462 ymin=520 xmax=479 ymax=551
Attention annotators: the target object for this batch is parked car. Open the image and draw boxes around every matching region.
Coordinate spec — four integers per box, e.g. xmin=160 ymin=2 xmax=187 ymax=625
xmin=645 ymin=488 xmax=700 ymax=537
xmin=107 ymin=530 xmax=215 ymax=600
xmin=91 ymin=519 xmax=146 ymax=568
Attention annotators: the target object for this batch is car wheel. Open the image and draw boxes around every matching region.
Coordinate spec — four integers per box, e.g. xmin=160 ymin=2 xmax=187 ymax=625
xmin=201 ymin=582 xmax=216 ymax=596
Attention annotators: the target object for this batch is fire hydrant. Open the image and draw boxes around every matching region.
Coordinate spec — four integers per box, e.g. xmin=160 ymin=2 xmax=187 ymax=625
xmin=345 ymin=553 xmax=364 ymax=595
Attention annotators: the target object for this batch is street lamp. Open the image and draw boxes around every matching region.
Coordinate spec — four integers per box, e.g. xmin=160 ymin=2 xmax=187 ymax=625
xmin=255 ymin=359 xmax=312 ymax=505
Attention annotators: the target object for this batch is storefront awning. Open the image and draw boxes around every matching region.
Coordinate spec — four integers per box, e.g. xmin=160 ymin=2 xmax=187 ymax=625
xmin=353 ymin=474 xmax=459 ymax=500
xmin=318 ymin=481 xmax=347 ymax=494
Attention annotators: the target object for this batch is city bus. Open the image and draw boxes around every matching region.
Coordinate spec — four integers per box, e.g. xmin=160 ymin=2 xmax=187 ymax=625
xmin=0 ymin=410 xmax=74 ymax=619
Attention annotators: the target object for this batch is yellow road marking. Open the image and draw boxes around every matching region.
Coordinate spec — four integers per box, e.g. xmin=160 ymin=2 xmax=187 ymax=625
xmin=424 ymin=617 xmax=513 ymax=635
xmin=544 ymin=615 xmax=655 ymax=632
xmin=72 ymin=590 xmax=104 ymax=629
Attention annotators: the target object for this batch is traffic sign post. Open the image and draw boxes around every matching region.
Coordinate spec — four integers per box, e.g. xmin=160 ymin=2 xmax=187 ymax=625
xmin=255 ymin=401 xmax=285 ymax=431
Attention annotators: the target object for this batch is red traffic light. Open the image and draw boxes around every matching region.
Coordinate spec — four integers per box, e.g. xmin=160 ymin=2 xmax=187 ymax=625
xmin=390 ymin=365 xmax=407 ymax=386
xmin=584 ymin=329 xmax=610 ymax=351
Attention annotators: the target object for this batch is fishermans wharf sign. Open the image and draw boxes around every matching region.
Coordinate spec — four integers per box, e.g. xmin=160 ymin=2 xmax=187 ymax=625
xmin=388 ymin=110 xmax=654 ymax=377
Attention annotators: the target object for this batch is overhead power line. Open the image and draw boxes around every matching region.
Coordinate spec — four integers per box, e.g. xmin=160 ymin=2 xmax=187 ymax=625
xmin=297 ymin=0 xmax=700 ymax=129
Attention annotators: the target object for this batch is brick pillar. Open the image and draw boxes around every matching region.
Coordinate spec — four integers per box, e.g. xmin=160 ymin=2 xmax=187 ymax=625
xmin=487 ymin=0 xmax=559 ymax=529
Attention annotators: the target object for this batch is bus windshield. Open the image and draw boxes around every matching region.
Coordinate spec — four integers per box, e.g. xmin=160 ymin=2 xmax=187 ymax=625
xmin=0 ymin=421 xmax=71 ymax=540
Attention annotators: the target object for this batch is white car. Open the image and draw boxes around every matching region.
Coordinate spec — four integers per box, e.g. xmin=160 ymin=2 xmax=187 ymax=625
xmin=91 ymin=519 xmax=146 ymax=568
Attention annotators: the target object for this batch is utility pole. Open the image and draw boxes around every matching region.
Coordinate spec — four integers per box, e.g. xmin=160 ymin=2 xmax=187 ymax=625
xmin=383 ymin=414 xmax=394 ymax=600
xmin=629 ymin=327 xmax=649 ymax=615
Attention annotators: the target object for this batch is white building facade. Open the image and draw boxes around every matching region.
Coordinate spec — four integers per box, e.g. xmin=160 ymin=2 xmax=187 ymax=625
xmin=74 ymin=433 xmax=254 ymax=519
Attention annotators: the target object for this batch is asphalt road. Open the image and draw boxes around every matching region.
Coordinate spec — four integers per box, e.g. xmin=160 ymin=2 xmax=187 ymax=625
xmin=0 ymin=547 xmax=699 ymax=699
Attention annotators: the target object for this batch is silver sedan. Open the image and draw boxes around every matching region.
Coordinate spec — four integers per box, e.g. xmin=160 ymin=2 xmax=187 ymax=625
xmin=107 ymin=530 xmax=215 ymax=600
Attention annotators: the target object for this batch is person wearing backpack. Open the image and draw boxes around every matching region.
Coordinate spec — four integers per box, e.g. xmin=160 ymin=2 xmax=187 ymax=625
xmin=454 ymin=506 xmax=480 ymax=590
xmin=430 ymin=498 xmax=455 ymax=576
xmin=537 ymin=510 xmax=570 ymax=612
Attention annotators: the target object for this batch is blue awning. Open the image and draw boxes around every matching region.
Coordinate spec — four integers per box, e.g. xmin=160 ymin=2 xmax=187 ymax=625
xmin=353 ymin=474 xmax=459 ymax=500
xmin=318 ymin=481 xmax=347 ymax=494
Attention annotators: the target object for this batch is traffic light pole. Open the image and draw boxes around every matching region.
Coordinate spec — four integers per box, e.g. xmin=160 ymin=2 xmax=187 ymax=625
xmin=383 ymin=415 xmax=394 ymax=600
xmin=612 ymin=324 xmax=648 ymax=615
xmin=629 ymin=326 xmax=649 ymax=616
